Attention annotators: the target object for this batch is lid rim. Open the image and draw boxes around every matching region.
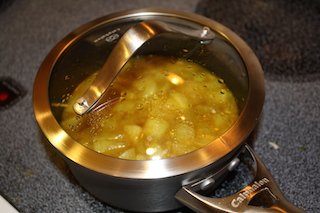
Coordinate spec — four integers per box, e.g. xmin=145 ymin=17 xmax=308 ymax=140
xmin=33 ymin=8 xmax=264 ymax=179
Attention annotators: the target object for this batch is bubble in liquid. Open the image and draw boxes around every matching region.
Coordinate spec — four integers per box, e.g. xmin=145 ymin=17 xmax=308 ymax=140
xmin=218 ymin=78 xmax=224 ymax=84
xmin=170 ymin=129 xmax=175 ymax=136
xmin=121 ymin=91 xmax=127 ymax=97
xmin=136 ymin=103 xmax=144 ymax=110
xmin=147 ymin=135 xmax=153 ymax=142
xmin=152 ymin=94 xmax=159 ymax=100
xmin=120 ymin=96 xmax=126 ymax=102
xmin=114 ymin=134 xmax=124 ymax=140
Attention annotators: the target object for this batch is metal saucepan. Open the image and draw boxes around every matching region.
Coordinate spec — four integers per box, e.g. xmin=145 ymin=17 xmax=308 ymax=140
xmin=33 ymin=8 xmax=303 ymax=212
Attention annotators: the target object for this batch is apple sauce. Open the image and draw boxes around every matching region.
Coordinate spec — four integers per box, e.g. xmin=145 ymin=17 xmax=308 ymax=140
xmin=60 ymin=55 xmax=239 ymax=160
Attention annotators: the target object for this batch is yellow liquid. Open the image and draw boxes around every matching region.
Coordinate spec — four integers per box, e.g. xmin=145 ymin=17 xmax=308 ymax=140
xmin=60 ymin=55 xmax=239 ymax=160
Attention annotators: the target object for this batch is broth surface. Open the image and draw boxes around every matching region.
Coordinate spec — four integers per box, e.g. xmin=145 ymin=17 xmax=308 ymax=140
xmin=60 ymin=55 xmax=239 ymax=160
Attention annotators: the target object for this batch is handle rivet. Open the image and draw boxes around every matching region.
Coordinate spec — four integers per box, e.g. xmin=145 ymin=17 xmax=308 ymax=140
xmin=200 ymin=178 xmax=215 ymax=191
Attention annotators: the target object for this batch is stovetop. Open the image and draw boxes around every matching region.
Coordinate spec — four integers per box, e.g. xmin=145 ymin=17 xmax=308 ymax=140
xmin=0 ymin=0 xmax=319 ymax=212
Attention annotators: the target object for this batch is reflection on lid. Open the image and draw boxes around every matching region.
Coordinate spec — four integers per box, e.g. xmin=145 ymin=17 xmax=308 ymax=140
xmin=166 ymin=73 xmax=184 ymax=85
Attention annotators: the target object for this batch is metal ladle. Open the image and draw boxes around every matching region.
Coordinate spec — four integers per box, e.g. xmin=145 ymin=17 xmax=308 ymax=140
xmin=73 ymin=20 xmax=216 ymax=115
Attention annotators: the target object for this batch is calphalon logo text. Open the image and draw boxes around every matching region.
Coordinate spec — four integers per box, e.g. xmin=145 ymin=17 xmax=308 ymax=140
xmin=231 ymin=177 xmax=270 ymax=208
xmin=94 ymin=28 xmax=121 ymax=43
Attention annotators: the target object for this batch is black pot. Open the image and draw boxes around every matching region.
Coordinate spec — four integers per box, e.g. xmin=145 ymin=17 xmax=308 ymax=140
xmin=33 ymin=8 xmax=302 ymax=213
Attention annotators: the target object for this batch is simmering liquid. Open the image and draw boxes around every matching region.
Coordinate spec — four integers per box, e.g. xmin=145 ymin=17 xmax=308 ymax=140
xmin=60 ymin=55 xmax=239 ymax=160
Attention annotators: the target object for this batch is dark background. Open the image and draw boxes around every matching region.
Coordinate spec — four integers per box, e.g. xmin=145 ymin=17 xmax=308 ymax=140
xmin=0 ymin=0 xmax=319 ymax=212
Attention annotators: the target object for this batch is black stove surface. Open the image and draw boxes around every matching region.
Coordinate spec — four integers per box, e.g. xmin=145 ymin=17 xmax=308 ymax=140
xmin=0 ymin=0 xmax=319 ymax=212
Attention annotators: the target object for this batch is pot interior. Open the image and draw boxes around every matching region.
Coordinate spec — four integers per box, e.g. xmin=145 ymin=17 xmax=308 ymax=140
xmin=48 ymin=16 xmax=249 ymax=160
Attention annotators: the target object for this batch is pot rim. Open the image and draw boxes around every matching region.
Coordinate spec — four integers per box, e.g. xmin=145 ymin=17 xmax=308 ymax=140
xmin=33 ymin=8 xmax=265 ymax=179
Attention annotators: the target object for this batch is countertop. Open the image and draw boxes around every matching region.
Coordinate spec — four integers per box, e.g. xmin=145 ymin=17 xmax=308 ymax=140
xmin=0 ymin=0 xmax=319 ymax=212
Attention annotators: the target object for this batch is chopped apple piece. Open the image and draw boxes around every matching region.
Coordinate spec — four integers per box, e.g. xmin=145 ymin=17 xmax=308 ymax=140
xmin=113 ymin=100 xmax=135 ymax=112
xmin=92 ymin=139 xmax=126 ymax=154
xmin=124 ymin=124 xmax=142 ymax=143
xmin=143 ymin=118 xmax=169 ymax=139
xmin=119 ymin=148 xmax=136 ymax=160
xmin=174 ymin=123 xmax=195 ymax=142
xmin=165 ymin=92 xmax=189 ymax=110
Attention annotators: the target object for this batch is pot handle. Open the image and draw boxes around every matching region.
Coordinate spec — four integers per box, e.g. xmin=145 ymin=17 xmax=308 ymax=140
xmin=175 ymin=145 xmax=304 ymax=213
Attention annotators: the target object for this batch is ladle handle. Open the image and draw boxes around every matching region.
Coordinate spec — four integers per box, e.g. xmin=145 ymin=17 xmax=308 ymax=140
xmin=73 ymin=20 xmax=215 ymax=115
xmin=176 ymin=145 xmax=304 ymax=213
